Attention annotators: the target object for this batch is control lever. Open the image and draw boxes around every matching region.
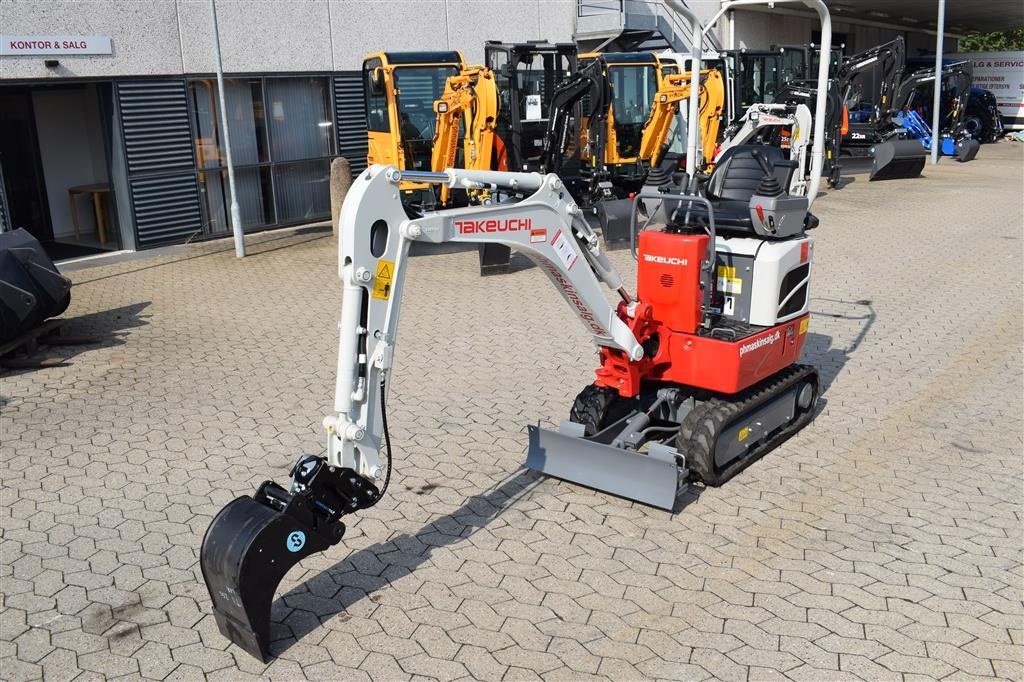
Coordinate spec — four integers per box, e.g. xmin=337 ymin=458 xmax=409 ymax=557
xmin=751 ymin=148 xmax=774 ymax=176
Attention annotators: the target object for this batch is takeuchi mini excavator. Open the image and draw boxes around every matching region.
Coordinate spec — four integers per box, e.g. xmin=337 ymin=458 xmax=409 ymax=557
xmin=201 ymin=0 xmax=832 ymax=663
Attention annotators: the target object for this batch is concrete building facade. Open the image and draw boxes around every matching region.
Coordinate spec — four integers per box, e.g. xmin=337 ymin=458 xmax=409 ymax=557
xmin=0 ymin=0 xmax=972 ymax=257
xmin=0 ymin=0 xmax=576 ymax=256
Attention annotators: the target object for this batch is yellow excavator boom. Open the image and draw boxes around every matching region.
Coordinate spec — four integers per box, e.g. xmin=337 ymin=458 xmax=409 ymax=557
xmin=639 ymin=69 xmax=725 ymax=168
xmin=430 ymin=66 xmax=499 ymax=203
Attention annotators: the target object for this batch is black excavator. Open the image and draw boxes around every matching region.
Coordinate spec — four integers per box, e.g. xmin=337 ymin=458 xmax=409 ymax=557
xmin=478 ymin=40 xmax=578 ymax=273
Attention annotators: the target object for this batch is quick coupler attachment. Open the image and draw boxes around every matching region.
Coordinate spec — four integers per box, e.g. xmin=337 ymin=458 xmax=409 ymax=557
xmin=200 ymin=455 xmax=379 ymax=662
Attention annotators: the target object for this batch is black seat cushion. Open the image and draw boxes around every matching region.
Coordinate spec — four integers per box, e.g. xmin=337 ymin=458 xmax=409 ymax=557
xmin=670 ymin=145 xmax=800 ymax=234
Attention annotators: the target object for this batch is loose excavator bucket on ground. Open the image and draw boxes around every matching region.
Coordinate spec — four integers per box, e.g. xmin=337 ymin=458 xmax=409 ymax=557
xmin=869 ymin=139 xmax=926 ymax=181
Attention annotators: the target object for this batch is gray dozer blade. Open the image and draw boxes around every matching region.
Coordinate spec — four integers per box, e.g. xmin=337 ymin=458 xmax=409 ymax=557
xmin=869 ymin=139 xmax=926 ymax=181
xmin=526 ymin=423 xmax=686 ymax=510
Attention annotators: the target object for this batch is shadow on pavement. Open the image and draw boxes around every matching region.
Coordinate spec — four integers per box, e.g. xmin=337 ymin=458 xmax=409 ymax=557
xmin=268 ymin=469 xmax=542 ymax=654
xmin=807 ymin=298 xmax=875 ymax=396
xmin=268 ymin=459 xmax=702 ymax=655
xmin=0 ymin=301 xmax=151 ymax=374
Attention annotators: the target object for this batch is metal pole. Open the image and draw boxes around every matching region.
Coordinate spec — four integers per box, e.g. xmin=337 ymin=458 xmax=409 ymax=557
xmin=930 ymin=0 xmax=945 ymax=164
xmin=209 ymin=0 xmax=245 ymax=257
xmin=664 ymin=0 xmax=703 ymax=178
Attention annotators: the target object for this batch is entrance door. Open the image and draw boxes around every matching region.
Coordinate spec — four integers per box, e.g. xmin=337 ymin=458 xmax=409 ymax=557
xmin=31 ymin=83 xmax=119 ymax=255
xmin=0 ymin=88 xmax=52 ymax=240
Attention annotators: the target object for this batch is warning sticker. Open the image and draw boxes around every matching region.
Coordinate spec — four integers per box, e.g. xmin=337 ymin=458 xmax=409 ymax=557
xmin=372 ymin=259 xmax=395 ymax=300
xmin=799 ymin=317 xmax=809 ymax=335
xmin=550 ymin=229 xmax=578 ymax=271
xmin=530 ymin=228 xmax=548 ymax=243
xmin=525 ymin=94 xmax=542 ymax=120
xmin=738 ymin=426 xmax=750 ymax=442
xmin=717 ymin=265 xmax=742 ymax=294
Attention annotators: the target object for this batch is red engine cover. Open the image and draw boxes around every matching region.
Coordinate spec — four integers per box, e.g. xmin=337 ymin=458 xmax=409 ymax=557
xmin=636 ymin=230 xmax=708 ymax=335
xmin=596 ymin=230 xmax=809 ymax=398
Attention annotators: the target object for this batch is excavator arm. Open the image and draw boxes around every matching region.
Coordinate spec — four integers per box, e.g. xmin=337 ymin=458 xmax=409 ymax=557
xmin=836 ymin=37 xmax=905 ymax=120
xmin=200 ymin=165 xmax=642 ymax=662
xmin=717 ymin=103 xmax=813 ymax=195
xmin=539 ymin=63 xmax=606 ymax=176
xmin=638 ymin=69 xmax=724 ymax=167
xmin=430 ymin=66 xmax=500 ymax=203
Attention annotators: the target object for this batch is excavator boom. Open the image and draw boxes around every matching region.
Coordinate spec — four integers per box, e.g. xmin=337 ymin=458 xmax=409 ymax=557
xmin=638 ymin=69 xmax=724 ymax=167
xmin=200 ymin=166 xmax=642 ymax=661
xmin=431 ymin=66 xmax=499 ymax=203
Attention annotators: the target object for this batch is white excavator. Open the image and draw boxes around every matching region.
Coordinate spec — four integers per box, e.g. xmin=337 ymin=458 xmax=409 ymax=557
xmin=200 ymin=0 xmax=834 ymax=662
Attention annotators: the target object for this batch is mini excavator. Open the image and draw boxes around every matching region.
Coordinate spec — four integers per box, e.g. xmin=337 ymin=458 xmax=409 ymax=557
xmin=201 ymin=0 xmax=831 ymax=663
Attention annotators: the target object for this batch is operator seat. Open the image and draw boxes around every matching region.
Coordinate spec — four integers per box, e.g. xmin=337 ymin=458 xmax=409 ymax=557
xmin=664 ymin=145 xmax=819 ymax=235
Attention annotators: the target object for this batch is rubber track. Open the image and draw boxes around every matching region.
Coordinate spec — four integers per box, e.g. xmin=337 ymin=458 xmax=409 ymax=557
xmin=569 ymin=384 xmax=634 ymax=437
xmin=678 ymin=364 xmax=818 ymax=486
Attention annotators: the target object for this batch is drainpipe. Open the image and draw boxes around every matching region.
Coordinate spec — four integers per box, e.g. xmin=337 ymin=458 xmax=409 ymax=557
xmin=930 ymin=0 xmax=945 ymax=165
xmin=209 ymin=0 xmax=245 ymax=257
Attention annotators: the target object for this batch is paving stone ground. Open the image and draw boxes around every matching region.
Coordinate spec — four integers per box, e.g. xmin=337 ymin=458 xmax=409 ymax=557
xmin=2 ymin=142 xmax=1023 ymax=681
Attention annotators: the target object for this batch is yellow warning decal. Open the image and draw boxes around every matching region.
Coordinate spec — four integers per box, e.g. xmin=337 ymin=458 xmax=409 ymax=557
xmin=372 ymin=259 xmax=395 ymax=300
xmin=738 ymin=426 xmax=750 ymax=442
xmin=717 ymin=265 xmax=742 ymax=294
xmin=799 ymin=317 xmax=809 ymax=335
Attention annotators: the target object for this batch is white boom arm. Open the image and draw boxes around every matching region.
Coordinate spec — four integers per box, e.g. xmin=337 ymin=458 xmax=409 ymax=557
xmin=323 ymin=166 xmax=643 ymax=482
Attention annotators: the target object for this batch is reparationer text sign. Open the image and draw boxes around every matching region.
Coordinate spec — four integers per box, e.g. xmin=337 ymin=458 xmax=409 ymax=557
xmin=1 ymin=35 xmax=112 ymax=55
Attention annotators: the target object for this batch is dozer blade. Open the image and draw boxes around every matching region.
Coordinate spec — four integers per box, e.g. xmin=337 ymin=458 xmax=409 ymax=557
xmin=526 ymin=423 xmax=686 ymax=510
xmin=200 ymin=456 xmax=378 ymax=661
xmin=869 ymin=140 xmax=926 ymax=181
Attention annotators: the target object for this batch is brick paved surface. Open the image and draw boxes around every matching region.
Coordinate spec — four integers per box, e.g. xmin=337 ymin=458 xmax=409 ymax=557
xmin=2 ymin=143 xmax=1022 ymax=681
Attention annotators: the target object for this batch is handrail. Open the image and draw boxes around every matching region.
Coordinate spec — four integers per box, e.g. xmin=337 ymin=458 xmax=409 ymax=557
xmin=702 ymin=0 xmax=830 ymax=207
xmin=576 ymin=0 xmax=720 ymax=52
xmin=578 ymin=0 xmax=623 ymax=17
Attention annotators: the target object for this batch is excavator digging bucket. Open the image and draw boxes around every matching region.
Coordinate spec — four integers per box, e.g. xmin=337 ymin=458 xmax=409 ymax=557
xmin=525 ymin=423 xmax=687 ymax=510
xmin=869 ymin=140 xmax=926 ymax=181
xmin=955 ymin=138 xmax=981 ymax=162
xmin=596 ymin=198 xmax=635 ymax=246
xmin=200 ymin=456 xmax=377 ymax=661
xmin=201 ymin=486 xmax=343 ymax=661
